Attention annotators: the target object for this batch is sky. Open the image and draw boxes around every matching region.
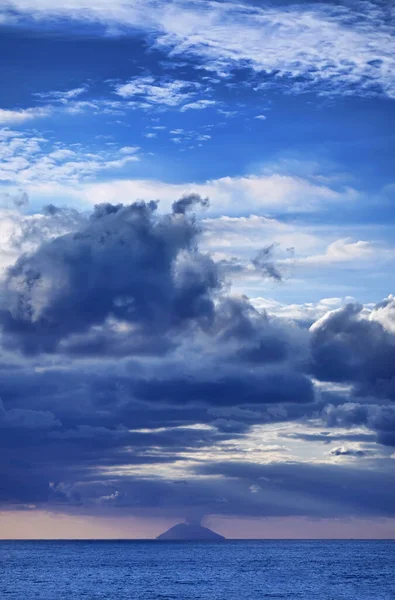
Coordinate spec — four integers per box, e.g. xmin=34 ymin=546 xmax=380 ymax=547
xmin=0 ymin=0 xmax=395 ymax=539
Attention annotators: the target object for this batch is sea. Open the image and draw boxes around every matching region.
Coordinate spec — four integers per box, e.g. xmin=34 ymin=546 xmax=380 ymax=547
xmin=1 ymin=540 xmax=394 ymax=599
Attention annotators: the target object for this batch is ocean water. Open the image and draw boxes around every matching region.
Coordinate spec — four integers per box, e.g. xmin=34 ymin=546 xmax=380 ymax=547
xmin=0 ymin=540 xmax=394 ymax=599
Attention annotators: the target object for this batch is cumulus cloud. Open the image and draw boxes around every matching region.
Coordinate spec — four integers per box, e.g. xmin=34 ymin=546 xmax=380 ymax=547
xmin=0 ymin=198 xmax=221 ymax=354
xmin=310 ymin=300 xmax=395 ymax=400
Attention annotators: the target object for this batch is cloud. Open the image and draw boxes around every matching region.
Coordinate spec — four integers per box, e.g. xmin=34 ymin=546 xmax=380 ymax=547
xmin=0 ymin=203 xmax=84 ymax=275
xmin=119 ymin=146 xmax=140 ymax=155
xmin=192 ymin=460 xmax=395 ymax=518
xmin=310 ymin=298 xmax=395 ymax=403
xmin=0 ymin=128 xmax=141 ymax=185
xmin=323 ymin=403 xmax=395 ymax=448
xmin=0 ymin=198 xmax=222 ymax=354
xmin=180 ymin=100 xmax=217 ymax=112
xmin=0 ymin=107 xmax=51 ymax=125
xmin=72 ymin=173 xmax=349 ymax=215
xmin=330 ymin=445 xmax=370 ymax=458
xmin=293 ymin=238 xmax=378 ymax=267
xmin=35 ymin=87 xmax=87 ymax=103
xmin=0 ymin=199 xmax=394 ymax=520
xmin=115 ymin=76 xmax=201 ymax=108
xmin=250 ymin=297 xmax=354 ymax=326
xmin=0 ymin=199 xmax=314 ymax=513
xmin=172 ymin=192 xmax=209 ymax=215
xmin=2 ymin=1 xmax=395 ymax=98
xmin=251 ymin=245 xmax=282 ymax=282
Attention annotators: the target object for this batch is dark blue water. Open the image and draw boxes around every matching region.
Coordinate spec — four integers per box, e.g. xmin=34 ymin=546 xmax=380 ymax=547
xmin=0 ymin=540 xmax=394 ymax=599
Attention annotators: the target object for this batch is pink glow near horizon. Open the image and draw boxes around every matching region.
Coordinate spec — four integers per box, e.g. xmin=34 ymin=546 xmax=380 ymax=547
xmin=1 ymin=512 xmax=394 ymax=540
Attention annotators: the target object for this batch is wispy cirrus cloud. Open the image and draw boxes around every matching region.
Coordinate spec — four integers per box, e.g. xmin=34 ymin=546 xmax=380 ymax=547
xmin=34 ymin=86 xmax=88 ymax=103
xmin=180 ymin=100 xmax=217 ymax=112
xmin=2 ymin=1 xmax=395 ymax=98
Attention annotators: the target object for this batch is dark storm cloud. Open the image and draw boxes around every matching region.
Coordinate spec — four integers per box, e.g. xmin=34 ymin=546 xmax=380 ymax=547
xmin=216 ymin=245 xmax=284 ymax=282
xmin=323 ymin=402 xmax=395 ymax=447
xmin=212 ymin=296 xmax=308 ymax=364
xmin=0 ymin=199 xmax=220 ymax=355
xmin=330 ymin=446 xmax=370 ymax=457
xmin=251 ymin=245 xmax=282 ymax=281
xmin=310 ymin=301 xmax=395 ymax=400
xmin=281 ymin=431 xmax=376 ymax=444
xmin=131 ymin=369 xmax=314 ymax=406
xmin=172 ymin=193 xmax=209 ymax=215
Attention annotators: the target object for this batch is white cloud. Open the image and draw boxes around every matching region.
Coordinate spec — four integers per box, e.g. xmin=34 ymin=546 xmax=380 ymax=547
xmin=369 ymin=295 xmax=395 ymax=334
xmin=0 ymin=205 xmax=84 ymax=275
xmin=3 ymin=1 xmax=395 ymax=98
xmin=49 ymin=149 xmax=76 ymax=161
xmin=3 ymin=128 xmax=348 ymax=216
xmin=0 ymin=106 xmax=51 ymax=125
xmin=168 ymin=128 xmax=212 ymax=146
xmin=115 ymin=76 xmax=200 ymax=108
xmin=201 ymin=215 xmax=394 ymax=298
xmin=156 ymin=1 xmax=395 ymax=98
xmin=69 ymin=173 xmax=350 ymax=215
xmin=202 ymin=215 xmax=319 ymax=255
xmin=250 ymin=297 xmax=355 ymax=323
xmin=0 ymin=128 xmax=141 ymax=186
xmin=119 ymin=146 xmax=140 ymax=154
xmin=292 ymin=238 xmax=379 ymax=267
xmin=63 ymin=99 xmax=124 ymax=116
xmin=180 ymin=100 xmax=217 ymax=112
xmin=0 ymin=98 xmax=122 ymax=126
xmin=35 ymin=87 xmax=87 ymax=103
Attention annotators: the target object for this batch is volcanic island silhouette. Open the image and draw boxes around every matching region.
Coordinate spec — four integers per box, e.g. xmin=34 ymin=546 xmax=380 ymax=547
xmin=156 ymin=522 xmax=225 ymax=541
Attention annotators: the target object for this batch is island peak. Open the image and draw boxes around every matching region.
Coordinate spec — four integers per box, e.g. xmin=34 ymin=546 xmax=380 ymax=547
xmin=156 ymin=522 xmax=225 ymax=541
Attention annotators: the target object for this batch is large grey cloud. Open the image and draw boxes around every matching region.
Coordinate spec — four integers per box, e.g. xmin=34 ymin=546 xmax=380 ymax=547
xmin=310 ymin=302 xmax=395 ymax=399
xmin=0 ymin=198 xmax=220 ymax=355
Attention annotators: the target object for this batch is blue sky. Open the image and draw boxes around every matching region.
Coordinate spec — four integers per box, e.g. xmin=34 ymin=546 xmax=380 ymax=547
xmin=1 ymin=0 xmax=395 ymax=538
xmin=1 ymin=0 xmax=395 ymax=307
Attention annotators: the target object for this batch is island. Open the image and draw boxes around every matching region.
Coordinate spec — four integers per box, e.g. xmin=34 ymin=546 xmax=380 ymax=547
xmin=156 ymin=522 xmax=225 ymax=541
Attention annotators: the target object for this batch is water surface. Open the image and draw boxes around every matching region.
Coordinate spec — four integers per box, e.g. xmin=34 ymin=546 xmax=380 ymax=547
xmin=1 ymin=540 xmax=394 ymax=599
